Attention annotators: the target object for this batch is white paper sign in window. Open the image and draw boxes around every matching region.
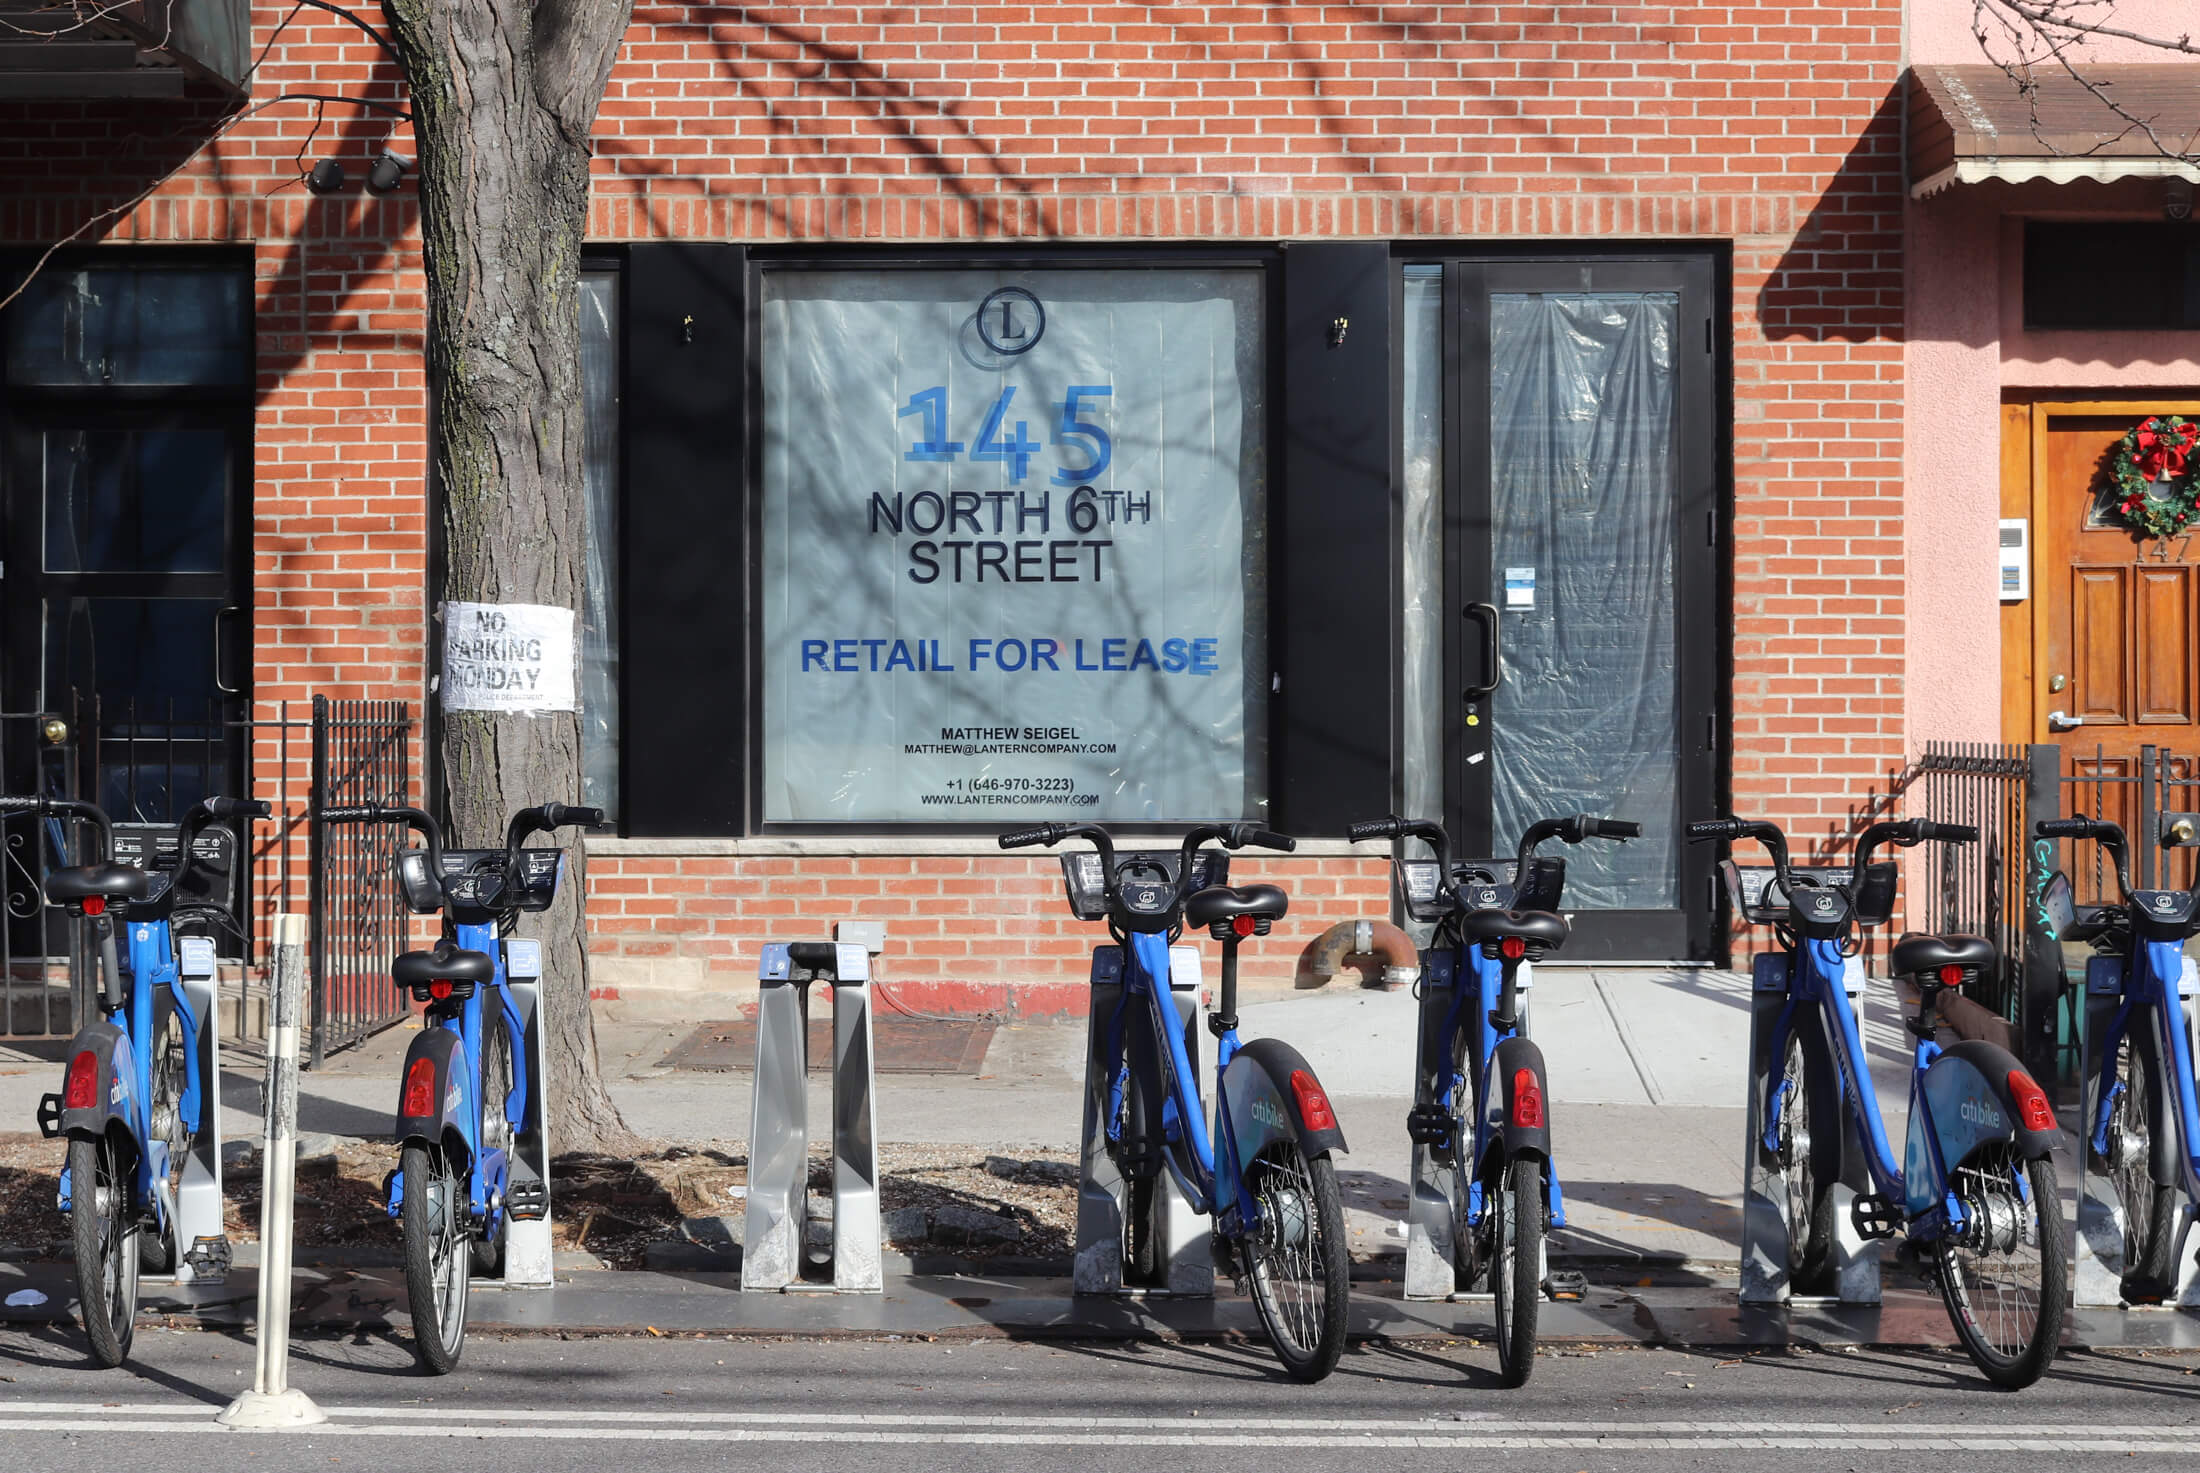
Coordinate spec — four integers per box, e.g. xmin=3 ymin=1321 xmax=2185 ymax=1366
xmin=442 ymin=602 xmax=577 ymax=714
xmin=759 ymin=268 xmax=1269 ymax=823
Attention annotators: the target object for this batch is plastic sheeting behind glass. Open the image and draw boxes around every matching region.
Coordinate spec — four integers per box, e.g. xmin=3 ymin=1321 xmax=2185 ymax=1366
xmin=1399 ymin=267 xmax=1445 ymax=826
xmin=1488 ymin=293 xmax=1679 ymax=910
xmin=579 ymin=272 xmax=620 ymax=820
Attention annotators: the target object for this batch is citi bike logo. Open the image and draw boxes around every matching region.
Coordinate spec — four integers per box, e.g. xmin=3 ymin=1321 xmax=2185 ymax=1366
xmin=1958 ymin=1097 xmax=2003 ymax=1130
xmin=1250 ymin=1097 xmax=1289 ymax=1132
xmin=2154 ymin=894 xmax=2179 ymax=914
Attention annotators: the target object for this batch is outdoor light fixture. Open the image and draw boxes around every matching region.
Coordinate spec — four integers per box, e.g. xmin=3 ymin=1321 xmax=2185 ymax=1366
xmin=2168 ymin=176 xmax=2193 ymax=222
xmin=306 ymin=159 xmax=347 ymax=195
xmin=367 ymin=149 xmax=413 ymax=195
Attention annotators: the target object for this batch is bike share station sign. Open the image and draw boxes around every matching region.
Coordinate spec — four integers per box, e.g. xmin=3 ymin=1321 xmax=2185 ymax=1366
xmin=758 ymin=269 xmax=1267 ymax=825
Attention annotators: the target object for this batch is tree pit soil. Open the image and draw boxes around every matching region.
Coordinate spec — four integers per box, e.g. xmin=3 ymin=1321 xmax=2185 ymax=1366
xmin=0 ymin=1132 xmax=1074 ymax=1271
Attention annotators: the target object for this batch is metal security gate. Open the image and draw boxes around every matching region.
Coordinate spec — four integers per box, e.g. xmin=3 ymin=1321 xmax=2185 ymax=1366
xmin=307 ymin=694 xmax=415 ymax=1066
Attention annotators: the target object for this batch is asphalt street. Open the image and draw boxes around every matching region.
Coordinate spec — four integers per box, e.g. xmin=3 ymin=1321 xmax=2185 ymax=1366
xmin=6 ymin=1327 xmax=2200 ymax=1471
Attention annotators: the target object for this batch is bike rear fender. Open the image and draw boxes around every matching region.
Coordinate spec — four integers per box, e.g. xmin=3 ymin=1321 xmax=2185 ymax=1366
xmin=1481 ymin=1035 xmax=1553 ymax=1167
xmin=394 ymin=1025 xmax=468 ymax=1152
xmin=55 ymin=1018 xmax=135 ymax=1140
xmin=1220 ymin=1037 xmax=1348 ymax=1167
xmin=1902 ymin=1038 xmax=2058 ymax=1218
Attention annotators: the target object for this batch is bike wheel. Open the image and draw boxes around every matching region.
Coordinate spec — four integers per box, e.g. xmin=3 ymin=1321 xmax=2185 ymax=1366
xmin=2107 ymin=1035 xmax=2177 ymax=1296
xmin=400 ymin=1141 xmax=470 ymax=1374
xmin=69 ymin=1134 xmax=139 ymax=1367
xmin=1936 ymin=1148 xmax=2065 ymax=1389
xmin=1489 ymin=1154 xmax=1544 ymax=1388
xmin=139 ymin=998 xmax=191 ymax=1274
xmin=472 ymin=1021 xmax=512 ymax=1279
xmin=1770 ymin=1031 xmax=1834 ymax=1286
xmin=1122 ymin=1171 xmax=1160 ymax=1285
xmin=1242 ymin=1140 xmax=1348 ymax=1383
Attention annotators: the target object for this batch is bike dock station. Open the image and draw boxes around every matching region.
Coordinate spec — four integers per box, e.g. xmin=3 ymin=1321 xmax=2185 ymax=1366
xmin=1073 ymin=942 xmax=1213 ymax=1297
xmin=2075 ymin=950 xmax=2200 ymax=1308
xmin=741 ymin=941 xmax=881 ymax=1293
xmin=493 ymin=938 xmax=558 ymax=1289
xmin=1740 ymin=949 xmax=1882 ymax=1305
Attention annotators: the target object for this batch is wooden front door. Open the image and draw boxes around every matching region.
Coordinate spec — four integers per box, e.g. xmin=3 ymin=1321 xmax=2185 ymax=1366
xmin=2009 ymin=398 xmax=2200 ymax=898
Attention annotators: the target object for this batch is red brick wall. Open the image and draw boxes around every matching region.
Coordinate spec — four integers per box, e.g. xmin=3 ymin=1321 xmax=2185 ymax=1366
xmin=0 ymin=2 xmax=1909 ymax=991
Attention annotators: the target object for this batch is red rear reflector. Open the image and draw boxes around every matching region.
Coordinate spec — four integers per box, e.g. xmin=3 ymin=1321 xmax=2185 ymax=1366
xmin=429 ymin=980 xmax=452 ymax=1000
xmin=2008 ymin=1070 xmax=2055 ymax=1133
xmin=81 ymin=896 xmax=104 ymax=917
xmin=64 ymin=1050 xmax=99 ymax=1110
xmin=1500 ymin=935 xmax=1526 ymax=961
xmin=1289 ymin=1069 xmax=1337 ymax=1132
xmin=1939 ymin=964 xmax=1964 ymax=987
xmin=1232 ymin=914 xmax=1256 ymax=938
xmin=402 ymin=1058 xmax=436 ymax=1118
xmin=1512 ymin=1068 xmax=1545 ymax=1129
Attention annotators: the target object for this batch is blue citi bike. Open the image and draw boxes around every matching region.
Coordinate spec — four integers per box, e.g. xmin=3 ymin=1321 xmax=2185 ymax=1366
xmin=1349 ymin=810 xmax=1637 ymax=1386
xmin=323 ymin=798 xmax=601 ymax=1373
xmin=1692 ymin=815 xmax=2066 ymax=1387
xmin=1000 ymin=821 xmax=1352 ymax=1382
xmin=18 ymin=791 xmax=271 ymax=1367
xmin=2042 ymin=812 xmax=2200 ymax=1303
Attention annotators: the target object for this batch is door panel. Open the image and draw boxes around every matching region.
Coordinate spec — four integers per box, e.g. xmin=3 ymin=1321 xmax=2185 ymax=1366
xmin=2136 ymin=565 xmax=2194 ymax=723
xmin=1440 ymin=258 xmax=1719 ymax=961
xmin=2069 ymin=565 xmax=2129 ymax=725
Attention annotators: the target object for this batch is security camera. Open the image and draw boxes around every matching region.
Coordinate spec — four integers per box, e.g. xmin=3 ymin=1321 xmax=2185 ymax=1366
xmin=2168 ymin=177 xmax=2193 ymax=222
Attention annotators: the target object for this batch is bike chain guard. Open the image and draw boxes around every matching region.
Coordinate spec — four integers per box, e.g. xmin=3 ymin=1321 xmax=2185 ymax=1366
xmin=1849 ymin=1192 xmax=1900 ymax=1241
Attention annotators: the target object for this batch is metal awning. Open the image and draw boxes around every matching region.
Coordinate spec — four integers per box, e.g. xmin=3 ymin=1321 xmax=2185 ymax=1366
xmin=1909 ymin=64 xmax=2200 ymax=198
xmin=0 ymin=0 xmax=248 ymax=99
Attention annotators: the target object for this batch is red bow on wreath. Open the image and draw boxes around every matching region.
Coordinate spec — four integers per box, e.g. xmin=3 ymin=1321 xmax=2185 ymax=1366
xmin=2135 ymin=419 xmax=2200 ymax=481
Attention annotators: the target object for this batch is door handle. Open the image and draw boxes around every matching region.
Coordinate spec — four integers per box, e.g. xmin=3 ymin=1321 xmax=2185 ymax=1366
xmin=2046 ymin=709 xmax=2084 ymax=732
xmin=213 ymin=605 xmax=243 ymax=695
xmin=1464 ymin=601 xmax=1501 ymax=699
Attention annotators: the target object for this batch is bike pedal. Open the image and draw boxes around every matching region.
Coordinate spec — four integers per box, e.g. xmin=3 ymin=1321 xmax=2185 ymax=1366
xmin=1849 ymin=1193 xmax=1899 ymax=1241
xmin=1543 ymin=1269 xmax=1588 ymax=1302
xmin=35 ymin=1092 xmax=63 ymax=1139
xmin=184 ymin=1235 xmax=233 ymax=1282
xmin=2122 ymin=1273 xmax=2172 ymax=1307
xmin=1405 ymin=1103 xmax=1456 ymax=1152
xmin=506 ymin=1179 xmax=549 ymax=1222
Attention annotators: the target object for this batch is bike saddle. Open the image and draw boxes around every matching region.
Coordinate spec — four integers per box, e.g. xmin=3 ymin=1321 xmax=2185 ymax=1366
xmin=1461 ymin=908 xmax=1569 ymax=951
xmin=393 ymin=941 xmax=496 ymax=986
xmin=1890 ymin=932 xmax=1996 ymax=977
xmin=1185 ymin=883 xmax=1288 ymax=929
xmin=44 ymin=863 xmax=154 ymax=905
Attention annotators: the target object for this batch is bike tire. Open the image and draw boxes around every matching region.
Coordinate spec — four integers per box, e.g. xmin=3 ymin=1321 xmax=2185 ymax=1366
xmin=401 ymin=1141 xmax=470 ymax=1374
xmin=1123 ymin=1171 xmax=1160 ymax=1285
xmin=472 ymin=1022 xmax=512 ymax=1279
xmin=1937 ymin=1150 xmax=2065 ymax=1389
xmin=1771 ymin=1030 xmax=1835 ymax=1289
xmin=1242 ymin=1141 xmax=1348 ymax=1384
xmin=2108 ymin=1035 xmax=2177 ymax=1298
xmin=1490 ymin=1154 xmax=1544 ymax=1388
xmin=139 ymin=997 xmax=190 ymax=1274
xmin=70 ymin=1133 xmax=139 ymax=1367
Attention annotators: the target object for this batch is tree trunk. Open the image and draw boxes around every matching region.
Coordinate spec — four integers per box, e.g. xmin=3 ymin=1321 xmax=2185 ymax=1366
xmin=385 ymin=0 xmax=636 ymax=1152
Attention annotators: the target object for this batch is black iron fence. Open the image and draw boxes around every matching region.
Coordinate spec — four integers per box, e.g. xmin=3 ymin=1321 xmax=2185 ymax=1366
xmin=0 ymin=692 xmax=415 ymax=1058
xmin=1905 ymin=743 xmax=2031 ymax=1020
xmin=308 ymin=694 xmax=416 ymax=1066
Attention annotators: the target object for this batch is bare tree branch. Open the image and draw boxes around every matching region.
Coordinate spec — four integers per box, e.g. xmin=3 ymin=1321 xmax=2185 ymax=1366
xmin=1973 ymin=0 xmax=2200 ymax=163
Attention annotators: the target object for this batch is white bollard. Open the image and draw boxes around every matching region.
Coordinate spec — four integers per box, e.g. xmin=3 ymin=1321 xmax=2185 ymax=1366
xmin=219 ymin=912 xmax=325 ymax=1430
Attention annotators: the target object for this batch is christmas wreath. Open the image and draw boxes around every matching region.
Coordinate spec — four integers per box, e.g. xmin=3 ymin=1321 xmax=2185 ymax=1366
xmin=2111 ymin=414 xmax=2200 ymax=539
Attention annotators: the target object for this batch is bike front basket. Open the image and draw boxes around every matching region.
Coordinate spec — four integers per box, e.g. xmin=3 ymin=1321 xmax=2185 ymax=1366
xmin=1720 ymin=859 xmax=1896 ymax=928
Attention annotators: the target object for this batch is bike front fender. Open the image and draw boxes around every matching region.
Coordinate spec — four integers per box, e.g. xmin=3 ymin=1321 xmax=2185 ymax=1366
xmin=1219 ymin=1037 xmax=1349 ymax=1172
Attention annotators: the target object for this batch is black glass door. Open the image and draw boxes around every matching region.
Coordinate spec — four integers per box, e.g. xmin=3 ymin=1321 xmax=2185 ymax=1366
xmin=1 ymin=263 xmax=250 ymax=962
xmin=1412 ymin=257 xmax=1720 ymax=961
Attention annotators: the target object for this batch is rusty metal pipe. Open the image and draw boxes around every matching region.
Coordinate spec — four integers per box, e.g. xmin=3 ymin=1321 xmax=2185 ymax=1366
xmin=1306 ymin=918 xmax=1420 ymax=990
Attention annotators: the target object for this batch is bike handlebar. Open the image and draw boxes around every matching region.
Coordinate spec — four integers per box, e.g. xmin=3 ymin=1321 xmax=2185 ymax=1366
xmin=997 ymin=821 xmax=1294 ymax=920
xmin=1691 ymin=815 xmax=1975 ymax=911
xmin=0 ymin=794 xmax=114 ymax=860
xmin=2037 ymin=816 xmax=2137 ymax=902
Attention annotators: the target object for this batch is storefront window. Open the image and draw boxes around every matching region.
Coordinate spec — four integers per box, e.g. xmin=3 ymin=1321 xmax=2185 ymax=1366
xmin=1399 ymin=266 xmax=1444 ymax=826
xmin=758 ymin=267 xmax=1269 ymax=823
